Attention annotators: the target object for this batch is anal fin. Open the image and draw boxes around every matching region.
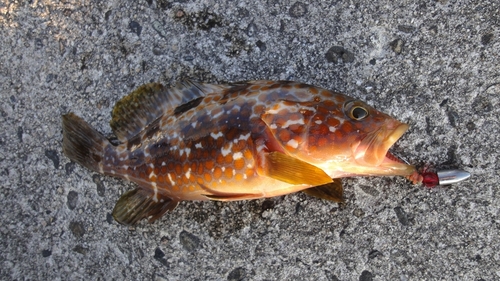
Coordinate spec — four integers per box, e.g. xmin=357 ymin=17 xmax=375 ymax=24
xmin=112 ymin=188 xmax=179 ymax=225
xmin=264 ymin=152 xmax=333 ymax=186
xmin=302 ymin=179 xmax=344 ymax=203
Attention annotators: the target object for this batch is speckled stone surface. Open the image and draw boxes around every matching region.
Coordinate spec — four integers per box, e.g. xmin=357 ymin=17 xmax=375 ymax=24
xmin=1 ymin=0 xmax=499 ymax=280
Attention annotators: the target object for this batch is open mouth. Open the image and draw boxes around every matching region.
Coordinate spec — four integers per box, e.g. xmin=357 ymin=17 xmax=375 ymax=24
xmin=379 ymin=123 xmax=410 ymax=162
xmin=353 ymin=122 xmax=416 ymax=176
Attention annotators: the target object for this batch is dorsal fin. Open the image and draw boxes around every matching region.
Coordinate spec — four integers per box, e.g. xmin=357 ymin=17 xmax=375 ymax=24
xmin=109 ymin=80 xmax=225 ymax=142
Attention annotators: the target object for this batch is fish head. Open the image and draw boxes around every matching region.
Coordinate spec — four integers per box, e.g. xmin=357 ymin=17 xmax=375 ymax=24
xmin=329 ymin=99 xmax=414 ymax=176
xmin=262 ymin=92 xmax=415 ymax=178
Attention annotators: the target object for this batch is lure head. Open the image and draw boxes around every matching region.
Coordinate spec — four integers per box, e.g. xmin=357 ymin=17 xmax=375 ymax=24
xmin=262 ymin=90 xmax=416 ymax=178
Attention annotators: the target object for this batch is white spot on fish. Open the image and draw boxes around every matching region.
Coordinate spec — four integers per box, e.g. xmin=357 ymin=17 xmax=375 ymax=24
xmin=269 ymin=124 xmax=277 ymax=129
xmin=266 ymin=104 xmax=284 ymax=115
xmin=191 ymin=121 xmax=198 ymax=128
xmin=167 ymin=173 xmax=175 ymax=186
xmin=162 ymin=162 xmax=166 ymax=166
xmin=286 ymin=139 xmax=299 ymax=149
xmin=185 ymin=148 xmax=191 ymax=157
xmin=211 ymin=131 xmax=224 ymax=139
xmin=256 ymin=143 xmax=266 ymax=153
xmin=329 ymin=126 xmax=336 ymax=132
xmin=281 ymin=118 xmax=305 ymax=129
xmin=221 ymin=143 xmax=233 ymax=157
xmin=185 ymin=168 xmax=191 ymax=180
xmin=152 ymin=181 xmax=158 ymax=202
xmin=195 ymin=142 xmax=203 ymax=149
xmin=212 ymin=110 xmax=225 ymax=119
xmin=130 ymin=143 xmax=142 ymax=151
xmin=238 ymin=133 xmax=251 ymax=141
xmin=315 ymin=120 xmax=322 ymax=124
xmin=233 ymin=152 xmax=243 ymax=160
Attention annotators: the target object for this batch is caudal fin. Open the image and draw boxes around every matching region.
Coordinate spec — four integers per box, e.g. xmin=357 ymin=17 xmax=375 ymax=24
xmin=62 ymin=113 xmax=109 ymax=173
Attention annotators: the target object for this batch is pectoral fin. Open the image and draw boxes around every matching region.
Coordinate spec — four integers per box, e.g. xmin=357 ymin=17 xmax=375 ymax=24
xmin=264 ymin=151 xmax=333 ymax=186
xmin=302 ymin=179 xmax=344 ymax=203
xmin=112 ymin=188 xmax=179 ymax=225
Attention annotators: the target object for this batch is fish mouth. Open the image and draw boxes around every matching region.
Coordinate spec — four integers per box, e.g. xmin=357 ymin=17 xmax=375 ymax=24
xmin=353 ymin=122 xmax=415 ymax=176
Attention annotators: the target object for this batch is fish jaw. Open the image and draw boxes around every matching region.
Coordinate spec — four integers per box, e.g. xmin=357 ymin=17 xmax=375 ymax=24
xmin=354 ymin=121 xmax=408 ymax=165
xmin=350 ymin=121 xmax=415 ymax=177
xmin=321 ymin=121 xmax=415 ymax=178
xmin=323 ymin=155 xmax=416 ymax=178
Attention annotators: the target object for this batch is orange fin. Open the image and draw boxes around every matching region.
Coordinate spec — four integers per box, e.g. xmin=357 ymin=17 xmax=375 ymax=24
xmin=112 ymin=188 xmax=179 ymax=225
xmin=199 ymin=184 xmax=263 ymax=201
xmin=264 ymin=152 xmax=333 ymax=186
xmin=302 ymin=179 xmax=344 ymax=203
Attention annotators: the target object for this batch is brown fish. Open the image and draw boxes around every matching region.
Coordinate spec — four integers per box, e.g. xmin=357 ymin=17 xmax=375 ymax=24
xmin=62 ymin=80 xmax=416 ymax=225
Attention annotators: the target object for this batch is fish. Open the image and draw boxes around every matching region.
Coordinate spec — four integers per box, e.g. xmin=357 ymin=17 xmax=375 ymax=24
xmin=62 ymin=80 xmax=417 ymax=225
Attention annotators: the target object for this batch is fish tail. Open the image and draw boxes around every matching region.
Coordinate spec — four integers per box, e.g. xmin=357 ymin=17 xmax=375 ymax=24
xmin=62 ymin=113 xmax=110 ymax=173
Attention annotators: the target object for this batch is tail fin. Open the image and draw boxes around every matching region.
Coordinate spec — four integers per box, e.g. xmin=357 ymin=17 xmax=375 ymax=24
xmin=62 ymin=113 xmax=110 ymax=173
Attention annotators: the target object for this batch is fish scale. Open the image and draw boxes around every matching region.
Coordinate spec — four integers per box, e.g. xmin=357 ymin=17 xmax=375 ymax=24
xmin=62 ymin=80 xmax=416 ymax=225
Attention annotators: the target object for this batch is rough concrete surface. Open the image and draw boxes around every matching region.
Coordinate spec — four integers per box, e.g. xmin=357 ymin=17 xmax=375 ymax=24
xmin=1 ymin=0 xmax=499 ymax=280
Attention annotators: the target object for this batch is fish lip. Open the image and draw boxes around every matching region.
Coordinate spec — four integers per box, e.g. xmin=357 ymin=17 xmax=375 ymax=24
xmin=349 ymin=122 xmax=416 ymax=177
xmin=334 ymin=121 xmax=415 ymax=178
xmin=382 ymin=123 xmax=409 ymax=154
xmin=380 ymin=123 xmax=417 ymax=173
xmin=356 ymin=122 xmax=410 ymax=167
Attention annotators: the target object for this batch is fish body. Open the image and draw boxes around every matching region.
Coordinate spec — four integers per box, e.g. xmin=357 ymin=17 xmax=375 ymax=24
xmin=62 ymin=80 xmax=415 ymax=225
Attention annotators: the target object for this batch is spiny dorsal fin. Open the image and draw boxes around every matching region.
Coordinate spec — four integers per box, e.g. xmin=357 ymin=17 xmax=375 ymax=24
xmin=109 ymin=80 xmax=226 ymax=142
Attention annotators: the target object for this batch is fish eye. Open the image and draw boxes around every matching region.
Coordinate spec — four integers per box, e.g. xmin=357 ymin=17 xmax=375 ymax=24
xmin=351 ymin=106 xmax=369 ymax=120
xmin=344 ymin=101 xmax=369 ymax=120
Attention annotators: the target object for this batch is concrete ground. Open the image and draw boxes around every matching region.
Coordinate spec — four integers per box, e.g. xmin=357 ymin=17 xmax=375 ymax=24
xmin=1 ymin=0 xmax=499 ymax=280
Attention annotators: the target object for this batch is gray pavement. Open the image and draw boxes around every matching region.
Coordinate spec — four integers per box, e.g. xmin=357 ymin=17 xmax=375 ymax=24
xmin=1 ymin=0 xmax=499 ymax=280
